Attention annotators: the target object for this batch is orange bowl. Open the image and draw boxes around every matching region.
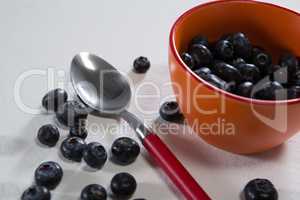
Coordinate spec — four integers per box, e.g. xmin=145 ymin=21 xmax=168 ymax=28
xmin=169 ymin=0 xmax=300 ymax=154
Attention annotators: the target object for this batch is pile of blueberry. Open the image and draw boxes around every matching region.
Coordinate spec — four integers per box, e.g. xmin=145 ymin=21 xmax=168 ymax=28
xmin=181 ymin=32 xmax=300 ymax=100
xmin=21 ymin=89 xmax=143 ymax=200
xmin=20 ymin=58 xmax=280 ymax=200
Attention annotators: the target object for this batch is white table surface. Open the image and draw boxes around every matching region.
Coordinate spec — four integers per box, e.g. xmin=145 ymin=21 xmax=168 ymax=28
xmin=1 ymin=0 xmax=300 ymax=199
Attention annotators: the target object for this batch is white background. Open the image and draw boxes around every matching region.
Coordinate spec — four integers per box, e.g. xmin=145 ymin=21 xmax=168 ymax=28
xmin=1 ymin=0 xmax=300 ymax=199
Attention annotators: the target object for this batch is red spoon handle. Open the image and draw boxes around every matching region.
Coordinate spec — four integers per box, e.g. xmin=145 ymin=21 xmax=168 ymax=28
xmin=143 ymin=133 xmax=211 ymax=200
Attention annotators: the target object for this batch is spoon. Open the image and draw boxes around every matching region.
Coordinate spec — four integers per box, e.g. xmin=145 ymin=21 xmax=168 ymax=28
xmin=70 ymin=52 xmax=211 ymax=200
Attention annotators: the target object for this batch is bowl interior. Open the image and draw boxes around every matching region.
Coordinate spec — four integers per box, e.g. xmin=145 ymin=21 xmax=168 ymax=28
xmin=173 ymin=0 xmax=300 ymax=66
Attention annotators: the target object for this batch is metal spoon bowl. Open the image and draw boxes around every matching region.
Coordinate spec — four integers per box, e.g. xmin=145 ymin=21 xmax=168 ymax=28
xmin=71 ymin=52 xmax=131 ymax=115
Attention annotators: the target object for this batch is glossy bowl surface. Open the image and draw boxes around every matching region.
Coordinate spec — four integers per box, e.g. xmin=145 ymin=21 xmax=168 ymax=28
xmin=169 ymin=0 xmax=300 ymax=154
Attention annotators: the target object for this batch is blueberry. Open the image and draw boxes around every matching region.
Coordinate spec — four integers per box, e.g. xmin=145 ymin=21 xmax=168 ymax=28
xmin=133 ymin=56 xmax=151 ymax=73
xmin=34 ymin=161 xmax=63 ymax=190
xmin=226 ymin=82 xmax=237 ymax=93
xmin=199 ymin=73 xmax=231 ymax=91
xmin=189 ymin=44 xmax=213 ymax=66
xmin=189 ymin=35 xmax=209 ymax=48
xmin=159 ymin=101 xmax=184 ymax=123
xmin=288 ymin=86 xmax=300 ymax=99
xmin=21 ymin=185 xmax=51 ymax=200
xmin=42 ymin=88 xmax=68 ymax=112
xmin=231 ymin=58 xmax=246 ymax=68
xmin=251 ymin=46 xmax=262 ymax=57
xmin=293 ymin=70 xmax=300 ymax=80
xmin=273 ymin=67 xmax=289 ymax=85
xmin=60 ymin=137 xmax=87 ymax=162
xmin=266 ymin=64 xmax=281 ymax=78
xmin=237 ymin=82 xmax=253 ymax=98
xmin=83 ymin=142 xmax=107 ymax=169
xmin=111 ymin=137 xmax=140 ymax=165
xmin=181 ymin=52 xmax=196 ymax=70
xmin=292 ymin=79 xmax=300 ymax=86
xmin=279 ymin=53 xmax=298 ymax=75
xmin=213 ymin=62 xmax=242 ymax=83
xmin=214 ymin=40 xmax=234 ymax=61
xmin=56 ymin=101 xmax=88 ymax=128
xmin=110 ymin=172 xmax=137 ymax=198
xmin=236 ymin=63 xmax=261 ymax=83
xmin=194 ymin=67 xmax=211 ymax=77
xmin=244 ymin=178 xmax=278 ymax=200
xmin=69 ymin=126 xmax=88 ymax=140
xmin=254 ymin=81 xmax=284 ymax=100
xmin=252 ymin=49 xmax=272 ymax=74
xmin=81 ymin=184 xmax=107 ymax=200
xmin=290 ymin=70 xmax=300 ymax=86
xmin=37 ymin=124 xmax=60 ymax=147
xmin=232 ymin=32 xmax=252 ymax=59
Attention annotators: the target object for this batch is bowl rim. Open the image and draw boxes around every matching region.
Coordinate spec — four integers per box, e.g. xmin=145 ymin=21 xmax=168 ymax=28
xmin=169 ymin=0 xmax=300 ymax=105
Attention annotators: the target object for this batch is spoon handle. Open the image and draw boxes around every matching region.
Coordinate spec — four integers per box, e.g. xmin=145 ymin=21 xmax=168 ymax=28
xmin=143 ymin=133 xmax=211 ymax=200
